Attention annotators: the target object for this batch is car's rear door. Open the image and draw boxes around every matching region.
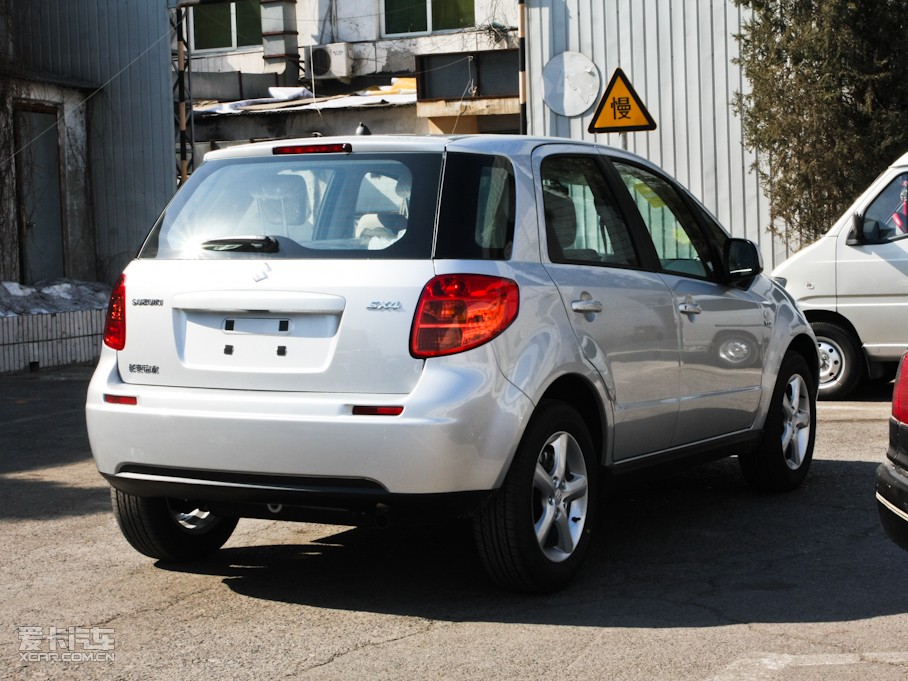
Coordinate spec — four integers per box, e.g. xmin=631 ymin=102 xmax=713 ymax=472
xmin=533 ymin=145 xmax=681 ymax=458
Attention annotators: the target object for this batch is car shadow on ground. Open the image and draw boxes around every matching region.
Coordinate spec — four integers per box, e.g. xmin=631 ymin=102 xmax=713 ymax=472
xmin=156 ymin=455 xmax=908 ymax=628
xmin=0 ymin=366 xmax=110 ymax=520
xmin=0 ymin=365 xmax=96 ymax=476
xmin=844 ymin=378 xmax=895 ymax=403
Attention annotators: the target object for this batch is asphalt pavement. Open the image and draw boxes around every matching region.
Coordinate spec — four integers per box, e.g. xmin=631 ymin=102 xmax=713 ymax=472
xmin=2 ymin=365 xmax=906 ymax=680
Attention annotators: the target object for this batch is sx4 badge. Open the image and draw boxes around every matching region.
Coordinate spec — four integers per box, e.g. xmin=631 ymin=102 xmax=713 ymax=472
xmin=366 ymin=301 xmax=402 ymax=311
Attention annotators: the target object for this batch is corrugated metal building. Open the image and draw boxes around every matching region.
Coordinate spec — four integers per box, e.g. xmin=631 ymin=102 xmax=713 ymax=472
xmin=525 ymin=1 xmax=787 ymax=267
xmin=4 ymin=1 xmax=785 ymax=279
xmin=14 ymin=1 xmax=175 ymax=283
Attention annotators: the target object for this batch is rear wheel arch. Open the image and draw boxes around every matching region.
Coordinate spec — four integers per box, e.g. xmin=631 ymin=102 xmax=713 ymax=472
xmin=538 ymin=373 xmax=606 ymax=463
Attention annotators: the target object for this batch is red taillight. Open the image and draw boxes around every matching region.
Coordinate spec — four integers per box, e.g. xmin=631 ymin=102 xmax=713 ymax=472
xmin=103 ymin=274 xmax=127 ymax=351
xmin=272 ymin=143 xmax=352 ymax=155
xmin=410 ymin=274 xmax=519 ymax=358
xmin=893 ymin=352 xmax=908 ymax=422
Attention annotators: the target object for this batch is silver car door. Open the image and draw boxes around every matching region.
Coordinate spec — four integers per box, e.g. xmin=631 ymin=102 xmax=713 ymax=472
xmin=611 ymin=160 xmax=767 ymax=445
xmin=534 ymin=147 xmax=681 ymax=459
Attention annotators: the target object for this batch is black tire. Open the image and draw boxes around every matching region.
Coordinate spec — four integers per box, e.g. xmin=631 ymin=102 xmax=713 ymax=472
xmin=739 ymin=352 xmax=816 ymax=492
xmin=110 ymin=488 xmax=238 ymax=561
xmin=812 ymin=320 xmax=863 ymax=400
xmin=473 ymin=400 xmax=598 ymax=593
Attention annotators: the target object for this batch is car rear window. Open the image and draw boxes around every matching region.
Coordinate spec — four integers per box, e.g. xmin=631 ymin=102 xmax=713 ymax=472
xmin=139 ymin=150 xmax=515 ymax=262
xmin=139 ymin=152 xmax=442 ymax=260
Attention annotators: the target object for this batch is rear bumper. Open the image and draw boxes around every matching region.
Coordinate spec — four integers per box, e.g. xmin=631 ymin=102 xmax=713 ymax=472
xmin=86 ymin=347 xmax=532 ymax=499
xmin=875 ymin=460 xmax=908 ymax=552
xmin=102 ymin=468 xmax=491 ymax=526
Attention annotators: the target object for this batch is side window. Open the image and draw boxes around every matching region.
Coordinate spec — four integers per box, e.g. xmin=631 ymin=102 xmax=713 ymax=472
xmin=864 ymin=173 xmax=908 ymax=240
xmin=539 ymin=156 xmax=639 ymax=267
xmin=613 ymin=162 xmax=715 ymax=278
xmin=435 ymin=153 xmax=515 ymax=260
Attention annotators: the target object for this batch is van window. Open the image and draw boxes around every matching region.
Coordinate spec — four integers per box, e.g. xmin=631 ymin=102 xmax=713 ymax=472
xmin=865 ymin=172 xmax=908 ymax=240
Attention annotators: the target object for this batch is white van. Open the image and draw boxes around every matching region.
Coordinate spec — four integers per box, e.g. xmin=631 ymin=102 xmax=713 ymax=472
xmin=773 ymin=151 xmax=908 ymax=399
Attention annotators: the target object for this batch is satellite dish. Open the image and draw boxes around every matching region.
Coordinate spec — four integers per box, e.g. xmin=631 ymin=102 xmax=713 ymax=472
xmin=542 ymin=52 xmax=601 ymax=118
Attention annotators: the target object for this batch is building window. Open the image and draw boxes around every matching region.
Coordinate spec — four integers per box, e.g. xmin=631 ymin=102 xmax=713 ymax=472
xmin=417 ymin=50 xmax=518 ymax=101
xmin=384 ymin=0 xmax=474 ymax=36
xmin=193 ymin=0 xmax=262 ymax=51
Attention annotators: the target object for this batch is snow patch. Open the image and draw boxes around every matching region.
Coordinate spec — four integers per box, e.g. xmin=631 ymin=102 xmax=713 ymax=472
xmin=0 ymin=279 xmax=111 ymax=317
xmin=2 ymin=281 xmax=33 ymax=297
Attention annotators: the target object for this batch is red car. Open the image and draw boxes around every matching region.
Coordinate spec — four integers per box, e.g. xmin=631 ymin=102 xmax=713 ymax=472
xmin=876 ymin=351 xmax=908 ymax=550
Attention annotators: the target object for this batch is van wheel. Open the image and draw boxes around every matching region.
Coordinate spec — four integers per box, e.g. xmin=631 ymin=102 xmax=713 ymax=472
xmin=812 ymin=321 xmax=862 ymax=400
xmin=473 ymin=400 xmax=598 ymax=593
xmin=110 ymin=488 xmax=238 ymax=561
xmin=739 ymin=352 xmax=816 ymax=492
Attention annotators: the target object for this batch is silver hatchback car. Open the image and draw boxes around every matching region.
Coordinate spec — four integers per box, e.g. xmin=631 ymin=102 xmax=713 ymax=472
xmin=86 ymin=135 xmax=818 ymax=592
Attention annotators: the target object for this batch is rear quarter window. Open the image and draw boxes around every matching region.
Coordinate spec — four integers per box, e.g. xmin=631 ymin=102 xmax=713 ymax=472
xmin=434 ymin=153 xmax=515 ymax=260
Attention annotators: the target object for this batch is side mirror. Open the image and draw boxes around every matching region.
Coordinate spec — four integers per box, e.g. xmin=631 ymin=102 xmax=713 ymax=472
xmin=723 ymin=238 xmax=763 ymax=283
xmin=847 ymin=213 xmax=885 ymax=245
xmin=848 ymin=213 xmax=867 ymax=245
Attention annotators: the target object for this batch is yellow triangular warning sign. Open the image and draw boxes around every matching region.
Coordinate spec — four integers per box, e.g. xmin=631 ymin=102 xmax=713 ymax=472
xmin=588 ymin=68 xmax=656 ymax=133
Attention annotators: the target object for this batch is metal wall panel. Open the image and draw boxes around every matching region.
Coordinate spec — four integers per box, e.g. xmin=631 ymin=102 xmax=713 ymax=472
xmin=19 ymin=1 xmax=176 ymax=282
xmin=526 ymin=0 xmax=790 ymax=267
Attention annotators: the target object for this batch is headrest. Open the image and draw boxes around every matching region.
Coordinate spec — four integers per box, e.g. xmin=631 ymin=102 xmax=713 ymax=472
xmin=254 ymin=174 xmax=309 ymax=224
xmin=543 ymin=189 xmax=578 ymax=250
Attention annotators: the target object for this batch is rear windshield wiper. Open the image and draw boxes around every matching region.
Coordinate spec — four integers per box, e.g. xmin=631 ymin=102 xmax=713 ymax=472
xmin=200 ymin=236 xmax=279 ymax=253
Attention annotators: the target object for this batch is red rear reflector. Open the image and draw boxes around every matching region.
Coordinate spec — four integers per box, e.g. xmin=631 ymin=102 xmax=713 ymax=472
xmin=103 ymin=273 xmax=127 ymax=351
xmin=410 ymin=274 xmax=519 ymax=358
xmin=352 ymin=406 xmax=404 ymax=416
xmin=273 ymin=143 xmax=352 ymax=155
xmin=104 ymin=394 xmax=137 ymax=405
xmin=893 ymin=352 xmax=908 ymax=422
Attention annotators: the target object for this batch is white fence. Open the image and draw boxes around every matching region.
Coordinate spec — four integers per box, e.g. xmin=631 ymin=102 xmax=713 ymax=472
xmin=0 ymin=310 xmax=105 ymax=374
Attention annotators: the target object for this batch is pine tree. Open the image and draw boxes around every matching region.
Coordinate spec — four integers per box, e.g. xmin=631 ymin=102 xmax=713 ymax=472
xmin=734 ymin=0 xmax=908 ymax=247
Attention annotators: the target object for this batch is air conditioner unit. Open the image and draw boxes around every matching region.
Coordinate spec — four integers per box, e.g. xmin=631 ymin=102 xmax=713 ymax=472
xmin=307 ymin=42 xmax=353 ymax=80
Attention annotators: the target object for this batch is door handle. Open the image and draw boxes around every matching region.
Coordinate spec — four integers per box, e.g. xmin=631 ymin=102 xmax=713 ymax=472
xmin=678 ymin=302 xmax=702 ymax=318
xmin=571 ymin=300 xmax=604 ymax=314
